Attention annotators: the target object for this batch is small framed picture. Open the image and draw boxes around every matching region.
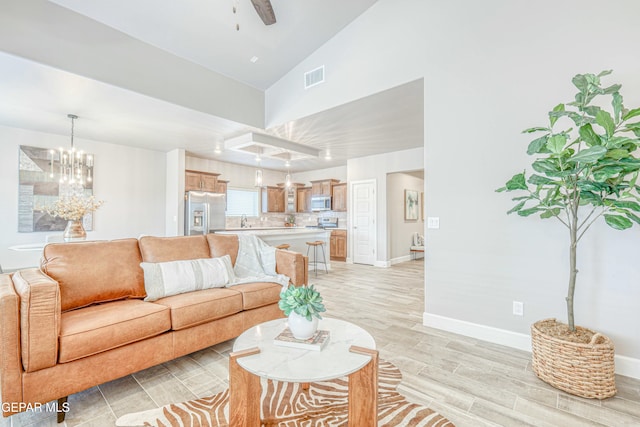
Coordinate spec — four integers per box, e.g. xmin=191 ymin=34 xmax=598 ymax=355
xmin=404 ymin=190 xmax=419 ymax=221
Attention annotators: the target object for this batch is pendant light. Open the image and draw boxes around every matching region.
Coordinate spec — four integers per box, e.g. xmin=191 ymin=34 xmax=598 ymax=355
xmin=58 ymin=114 xmax=93 ymax=188
xmin=284 ymin=155 xmax=292 ymax=188
xmin=254 ymin=147 xmax=263 ymax=187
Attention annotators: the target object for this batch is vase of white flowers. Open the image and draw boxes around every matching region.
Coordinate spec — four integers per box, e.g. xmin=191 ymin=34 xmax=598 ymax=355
xmin=42 ymin=192 xmax=104 ymax=241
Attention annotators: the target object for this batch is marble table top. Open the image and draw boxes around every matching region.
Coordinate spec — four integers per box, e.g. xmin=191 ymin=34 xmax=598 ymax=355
xmin=233 ymin=317 xmax=376 ymax=383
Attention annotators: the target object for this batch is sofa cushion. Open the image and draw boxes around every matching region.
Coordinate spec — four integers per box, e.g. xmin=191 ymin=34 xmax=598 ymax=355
xmin=230 ymin=282 xmax=282 ymax=310
xmin=206 ymin=234 xmax=239 ymax=266
xmin=139 ymin=235 xmax=211 ymax=263
xmin=59 ymin=299 xmax=171 ymax=363
xmin=141 ymin=256 xmax=235 ymax=302
xmin=42 ymin=239 xmax=146 ymax=312
xmin=153 ymin=288 xmax=243 ymax=330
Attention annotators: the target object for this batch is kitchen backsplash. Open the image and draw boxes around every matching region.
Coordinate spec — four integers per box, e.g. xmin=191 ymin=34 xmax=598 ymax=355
xmin=226 ymin=211 xmax=348 ymax=229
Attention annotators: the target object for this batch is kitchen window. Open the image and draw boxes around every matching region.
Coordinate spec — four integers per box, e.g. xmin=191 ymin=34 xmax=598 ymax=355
xmin=226 ymin=188 xmax=259 ymax=217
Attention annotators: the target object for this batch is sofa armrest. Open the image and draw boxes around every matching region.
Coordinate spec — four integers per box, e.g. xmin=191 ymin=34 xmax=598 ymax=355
xmin=12 ymin=269 xmax=61 ymax=373
xmin=275 ymin=250 xmax=308 ymax=286
xmin=0 ymin=273 xmax=23 ymax=415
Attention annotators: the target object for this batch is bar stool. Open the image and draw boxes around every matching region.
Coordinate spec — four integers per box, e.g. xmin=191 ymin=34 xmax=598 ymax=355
xmin=306 ymin=241 xmax=328 ymax=277
xmin=275 ymin=244 xmax=290 ymax=250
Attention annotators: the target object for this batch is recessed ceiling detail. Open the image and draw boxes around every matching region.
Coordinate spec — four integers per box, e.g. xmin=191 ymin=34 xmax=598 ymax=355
xmin=224 ymin=132 xmax=320 ymax=162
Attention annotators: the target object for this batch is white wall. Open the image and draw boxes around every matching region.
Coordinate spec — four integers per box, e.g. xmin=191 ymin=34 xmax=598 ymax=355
xmin=0 ymin=1 xmax=264 ymax=128
xmin=186 ymin=155 xmax=296 ymax=190
xmin=387 ymin=172 xmax=424 ymax=262
xmin=165 ymin=149 xmax=185 ymax=236
xmin=265 ymin=0 xmax=640 ymax=370
xmin=0 ymin=125 xmax=166 ymax=269
xmin=347 ymin=147 xmax=424 ymax=265
xmin=291 ymin=166 xmax=347 ymax=186
xmin=186 ymin=157 xmax=347 ymax=190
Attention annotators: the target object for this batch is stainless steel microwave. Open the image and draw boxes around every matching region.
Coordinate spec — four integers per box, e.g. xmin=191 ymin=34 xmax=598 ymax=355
xmin=311 ymin=196 xmax=331 ymax=211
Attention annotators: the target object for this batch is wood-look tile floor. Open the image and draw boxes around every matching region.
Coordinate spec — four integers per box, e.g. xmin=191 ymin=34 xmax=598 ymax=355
xmin=5 ymin=260 xmax=640 ymax=426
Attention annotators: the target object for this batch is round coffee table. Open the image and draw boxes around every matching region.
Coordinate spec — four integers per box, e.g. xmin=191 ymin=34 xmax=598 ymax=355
xmin=229 ymin=317 xmax=378 ymax=426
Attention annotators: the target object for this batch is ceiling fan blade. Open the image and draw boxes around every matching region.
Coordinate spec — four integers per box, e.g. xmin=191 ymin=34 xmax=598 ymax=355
xmin=250 ymin=0 xmax=276 ymax=25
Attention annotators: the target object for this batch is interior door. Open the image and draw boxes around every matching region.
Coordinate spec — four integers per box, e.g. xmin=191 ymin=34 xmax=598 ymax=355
xmin=351 ymin=180 xmax=376 ymax=265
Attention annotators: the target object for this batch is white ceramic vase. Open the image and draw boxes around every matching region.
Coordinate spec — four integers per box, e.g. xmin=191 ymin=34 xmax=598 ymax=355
xmin=288 ymin=311 xmax=318 ymax=340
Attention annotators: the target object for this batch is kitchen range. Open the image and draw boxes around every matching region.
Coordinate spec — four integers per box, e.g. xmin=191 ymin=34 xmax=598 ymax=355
xmin=305 ymin=217 xmax=339 ymax=230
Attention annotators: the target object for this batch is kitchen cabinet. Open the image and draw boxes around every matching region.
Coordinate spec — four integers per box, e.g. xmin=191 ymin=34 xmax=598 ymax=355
xmin=330 ymin=229 xmax=347 ymax=261
xmin=185 ymin=170 xmax=220 ymax=192
xmin=215 ymin=180 xmax=228 ymax=195
xmin=262 ymin=186 xmax=285 ymax=213
xmin=310 ymin=179 xmax=340 ymax=196
xmin=277 ymin=183 xmax=304 ymax=213
xmin=296 ymin=187 xmax=312 ymax=212
xmin=331 ymin=182 xmax=347 ymax=212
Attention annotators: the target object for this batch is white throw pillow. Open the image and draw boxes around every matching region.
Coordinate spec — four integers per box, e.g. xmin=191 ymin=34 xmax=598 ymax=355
xmin=141 ymin=255 xmax=235 ymax=302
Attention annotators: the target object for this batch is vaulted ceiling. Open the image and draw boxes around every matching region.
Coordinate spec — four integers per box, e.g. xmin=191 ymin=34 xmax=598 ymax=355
xmin=0 ymin=0 xmax=424 ymax=172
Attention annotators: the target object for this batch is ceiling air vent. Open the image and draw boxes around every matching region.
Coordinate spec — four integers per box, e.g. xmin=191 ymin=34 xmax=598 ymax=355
xmin=304 ymin=66 xmax=325 ymax=89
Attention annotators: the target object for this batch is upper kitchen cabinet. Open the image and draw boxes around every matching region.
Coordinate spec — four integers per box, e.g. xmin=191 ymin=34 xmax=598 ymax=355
xmin=331 ymin=182 xmax=347 ymax=212
xmin=185 ymin=170 xmax=220 ymax=192
xmin=278 ymin=183 xmax=304 ymax=213
xmin=297 ymin=187 xmax=312 ymax=212
xmin=262 ymin=186 xmax=285 ymax=213
xmin=310 ymin=179 xmax=340 ymax=197
xmin=215 ymin=180 xmax=228 ymax=194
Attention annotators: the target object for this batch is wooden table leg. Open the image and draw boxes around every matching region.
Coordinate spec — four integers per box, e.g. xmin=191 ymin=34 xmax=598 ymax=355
xmin=229 ymin=347 xmax=261 ymax=427
xmin=348 ymin=345 xmax=378 ymax=427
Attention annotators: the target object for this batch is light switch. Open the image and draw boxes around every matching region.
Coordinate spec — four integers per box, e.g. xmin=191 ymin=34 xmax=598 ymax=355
xmin=427 ymin=217 xmax=440 ymax=229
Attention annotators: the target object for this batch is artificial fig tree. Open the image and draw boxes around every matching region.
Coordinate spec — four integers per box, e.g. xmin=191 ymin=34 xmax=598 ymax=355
xmin=497 ymin=71 xmax=640 ymax=332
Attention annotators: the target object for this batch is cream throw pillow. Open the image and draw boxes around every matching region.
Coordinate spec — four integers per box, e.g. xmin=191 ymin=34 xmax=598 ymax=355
xmin=141 ymin=255 xmax=235 ymax=302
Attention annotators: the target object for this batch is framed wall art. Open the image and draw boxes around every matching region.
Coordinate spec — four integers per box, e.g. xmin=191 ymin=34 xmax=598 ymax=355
xmin=404 ymin=189 xmax=419 ymax=221
xmin=18 ymin=145 xmax=95 ymax=232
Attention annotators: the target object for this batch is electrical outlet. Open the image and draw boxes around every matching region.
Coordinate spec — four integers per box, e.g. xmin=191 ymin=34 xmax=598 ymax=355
xmin=513 ymin=301 xmax=524 ymax=316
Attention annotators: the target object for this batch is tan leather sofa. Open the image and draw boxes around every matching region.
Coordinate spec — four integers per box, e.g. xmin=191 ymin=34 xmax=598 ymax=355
xmin=0 ymin=234 xmax=308 ymax=420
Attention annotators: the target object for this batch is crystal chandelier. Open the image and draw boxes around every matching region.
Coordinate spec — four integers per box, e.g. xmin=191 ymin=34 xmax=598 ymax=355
xmin=58 ymin=114 xmax=93 ymax=188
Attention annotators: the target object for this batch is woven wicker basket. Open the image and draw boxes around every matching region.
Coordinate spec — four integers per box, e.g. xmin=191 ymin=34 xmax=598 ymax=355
xmin=531 ymin=318 xmax=616 ymax=399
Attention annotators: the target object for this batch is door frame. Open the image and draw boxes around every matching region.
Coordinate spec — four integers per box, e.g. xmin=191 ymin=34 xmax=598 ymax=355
xmin=349 ymin=179 xmax=377 ymax=265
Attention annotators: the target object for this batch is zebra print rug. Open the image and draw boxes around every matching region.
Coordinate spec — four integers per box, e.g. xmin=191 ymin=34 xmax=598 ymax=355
xmin=116 ymin=360 xmax=454 ymax=426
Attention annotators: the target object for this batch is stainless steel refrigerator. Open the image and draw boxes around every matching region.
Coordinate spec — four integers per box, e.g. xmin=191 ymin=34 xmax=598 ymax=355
xmin=184 ymin=191 xmax=226 ymax=235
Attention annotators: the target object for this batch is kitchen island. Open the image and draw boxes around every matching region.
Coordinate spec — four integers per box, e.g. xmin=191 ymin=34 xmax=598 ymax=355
xmin=216 ymin=227 xmax=331 ymax=271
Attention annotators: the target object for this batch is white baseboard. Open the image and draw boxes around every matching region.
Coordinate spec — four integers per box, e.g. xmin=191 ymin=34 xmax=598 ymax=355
xmin=344 ymin=258 xmax=386 ymax=267
xmin=615 ymin=354 xmax=640 ymax=379
xmin=390 ymin=255 xmax=411 ymax=265
xmin=423 ymin=312 xmax=531 ymax=352
xmin=423 ymin=312 xmax=640 ymax=379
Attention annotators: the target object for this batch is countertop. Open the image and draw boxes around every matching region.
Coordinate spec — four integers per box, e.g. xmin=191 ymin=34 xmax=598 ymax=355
xmin=217 ymin=228 xmax=330 ymax=236
xmin=223 ymin=227 xmax=298 ymax=231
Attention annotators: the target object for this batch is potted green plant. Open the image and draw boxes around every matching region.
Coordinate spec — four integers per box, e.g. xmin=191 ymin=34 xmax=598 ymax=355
xmin=497 ymin=71 xmax=640 ymax=399
xmin=279 ymin=284 xmax=326 ymax=339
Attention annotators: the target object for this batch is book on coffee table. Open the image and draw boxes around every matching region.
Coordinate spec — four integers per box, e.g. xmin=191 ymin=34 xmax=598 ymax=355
xmin=273 ymin=328 xmax=330 ymax=351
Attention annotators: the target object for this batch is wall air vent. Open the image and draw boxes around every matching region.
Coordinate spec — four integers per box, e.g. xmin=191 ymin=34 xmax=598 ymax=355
xmin=304 ymin=66 xmax=325 ymax=89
